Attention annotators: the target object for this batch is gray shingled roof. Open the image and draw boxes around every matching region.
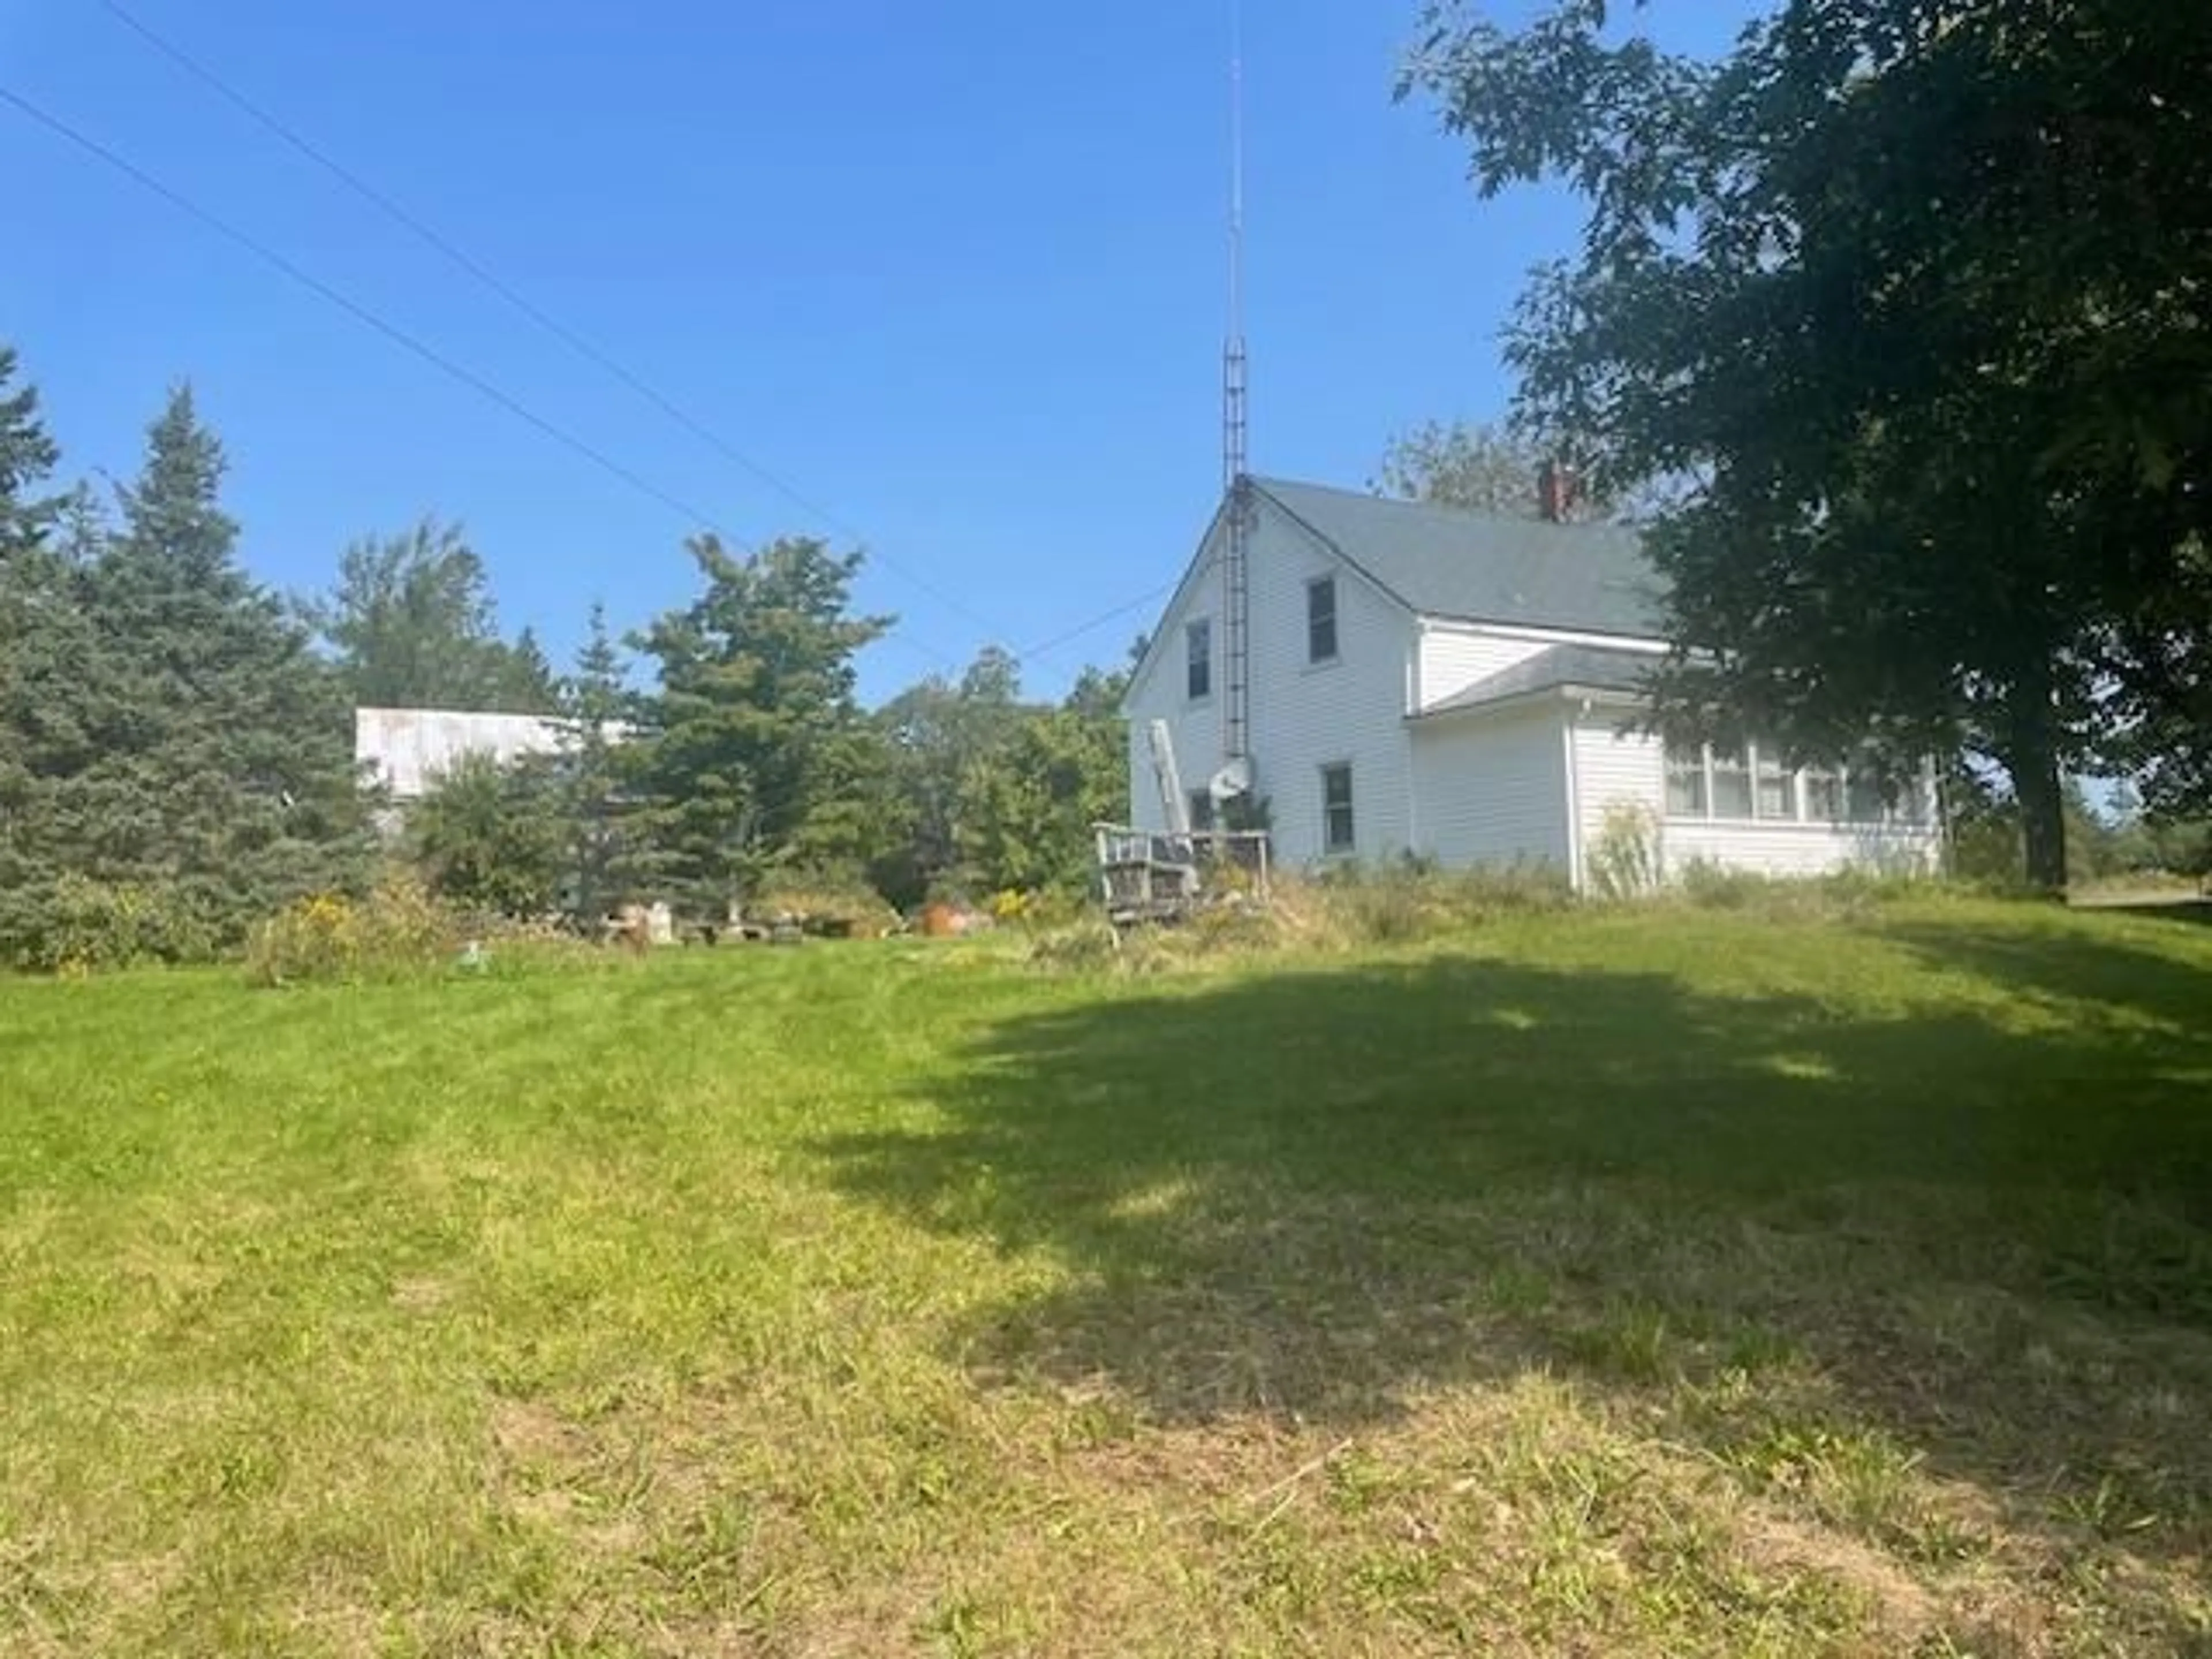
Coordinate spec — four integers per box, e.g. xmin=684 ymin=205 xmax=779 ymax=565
xmin=1416 ymin=643 xmax=1663 ymax=719
xmin=1253 ymin=477 xmax=1665 ymax=637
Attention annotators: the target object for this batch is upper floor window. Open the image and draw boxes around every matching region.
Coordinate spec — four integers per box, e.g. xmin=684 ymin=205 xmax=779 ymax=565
xmin=1306 ymin=577 xmax=1339 ymax=663
xmin=1186 ymin=618 xmax=1212 ymax=701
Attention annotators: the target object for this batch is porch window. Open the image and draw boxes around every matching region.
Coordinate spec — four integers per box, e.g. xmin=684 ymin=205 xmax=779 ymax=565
xmin=1665 ymin=746 xmax=1707 ymax=816
xmin=1753 ymin=744 xmax=1794 ymax=819
xmin=1710 ymin=746 xmax=1754 ymax=819
xmin=1320 ymin=762 xmax=1355 ymax=854
xmin=1846 ymin=768 xmax=1888 ymax=823
xmin=1802 ymin=763 xmax=1844 ymax=821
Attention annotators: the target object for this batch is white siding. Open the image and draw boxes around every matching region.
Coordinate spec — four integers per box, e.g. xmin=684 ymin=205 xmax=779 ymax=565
xmin=1569 ymin=712 xmax=1666 ymax=889
xmin=1565 ymin=712 xmax=1941 ymax=884
xmin=1416 ymin=628 xmax=1551 ymax=711
xmin=1665 ymin=819 xmax=1941 ymax=878
xmin=1410 ymin=705 xmax=1570 ymax=871
xmin=1123 ymin=574 xmax=1230 ymax=836
xmin=1123 ymin=498 xmax=1419 ymax=863
xmin=1416 ymin=622 xmax=1668 ymax=712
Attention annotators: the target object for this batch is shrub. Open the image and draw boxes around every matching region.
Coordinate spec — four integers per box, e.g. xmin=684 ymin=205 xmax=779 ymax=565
xmin=2 ymin=874 xmax=217 ymax=974
xmin=1024 ymin=918 xmax=1130 ymax=974
xmin=409 ymin=751 xmax=567 ymax=918
xmin=990 ymin=887 xmax=1088 ymax=931
xmin=1025 ymin=901 xmax=1283 ymax=976
xmin=1673 ymin=858 xmax=1949 ymax=921
xmin=1588 ymin=801 xmax=1662 ymax=901
xmin=1675 ymin=858 xmax=1772 ymax=911
xmin=244 ymin=876 xmax=461 ymax=986
xmin=1285 ymin=858 xmax=1573 ymax=946
xmin=752 ymin=865 xmax=901 ymax=938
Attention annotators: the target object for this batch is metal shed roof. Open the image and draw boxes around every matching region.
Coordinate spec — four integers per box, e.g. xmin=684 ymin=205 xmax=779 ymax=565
xmin=353 ymin=707 xmax=572 ymax=800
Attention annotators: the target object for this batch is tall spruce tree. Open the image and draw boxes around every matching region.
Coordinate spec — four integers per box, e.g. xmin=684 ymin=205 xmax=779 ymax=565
xmin=629 ymin=535 xmax=890 ymax=914
xmin=0 ymin=346 xmax=61 ymax=566
xmin=555 ymin=600 xmax=642 ymax=922
xmin=78 ymin=385 xmax=370 ymax=945
xmin=0 ymin=350 xmax=99 ymax=963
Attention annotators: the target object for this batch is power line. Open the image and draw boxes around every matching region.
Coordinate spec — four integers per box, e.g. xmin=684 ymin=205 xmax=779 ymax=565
xmin=95 ymin=0 xmax=1021 ymax=653
xmin=1014 ymin=582 xmax=1173 ymax=668
xmin=0 ymin=79 xmax=963 ymax=673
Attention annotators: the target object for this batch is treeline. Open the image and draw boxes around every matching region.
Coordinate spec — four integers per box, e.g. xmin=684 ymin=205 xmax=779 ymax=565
xmin=0 ymin=348 xmax=1127 ymax=969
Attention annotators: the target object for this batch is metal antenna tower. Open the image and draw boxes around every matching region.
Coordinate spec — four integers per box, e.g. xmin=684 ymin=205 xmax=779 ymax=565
xmin=1221 ymin=0 xmax=1252 ymax=764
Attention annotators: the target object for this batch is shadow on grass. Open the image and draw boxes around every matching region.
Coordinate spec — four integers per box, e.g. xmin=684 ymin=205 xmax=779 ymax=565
xmin=812 ymin=924 xmax=2212 ymax=1574
xmin=1892 ymin=915 xmax=2212 ymax=1031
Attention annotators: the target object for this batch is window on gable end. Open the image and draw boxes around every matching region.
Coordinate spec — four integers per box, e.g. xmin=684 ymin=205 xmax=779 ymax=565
xmin=1186 ymin=619 xmax=1212 ymax=701
xmin=1306 ymin=577 xmax=1338 ymax=663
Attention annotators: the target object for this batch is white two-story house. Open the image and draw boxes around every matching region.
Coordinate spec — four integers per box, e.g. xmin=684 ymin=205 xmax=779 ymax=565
xmin=1122 ymin=476 xmax=1940 ymax=888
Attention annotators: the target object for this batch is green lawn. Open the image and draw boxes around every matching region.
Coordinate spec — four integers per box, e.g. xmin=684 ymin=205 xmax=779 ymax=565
xmin=3 ymin=899 xmax=2210 ymax=1656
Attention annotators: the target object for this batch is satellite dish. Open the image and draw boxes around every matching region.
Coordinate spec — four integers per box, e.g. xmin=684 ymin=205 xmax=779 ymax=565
xmin=1209 ymin=756 xmax=1253 ymax=801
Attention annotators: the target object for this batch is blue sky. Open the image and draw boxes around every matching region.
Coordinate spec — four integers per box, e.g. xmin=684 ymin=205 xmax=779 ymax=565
xmin=3 ymin=0 xmax=1763 ymax=702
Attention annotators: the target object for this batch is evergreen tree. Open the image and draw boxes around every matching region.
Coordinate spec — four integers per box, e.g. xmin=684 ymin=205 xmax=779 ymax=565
xmin=0 ymin=346 xmax=62 ymax=565
xmin=554 ymin=601 xmax=642 ymax=922
xmin=78 ymin=386 xmax=369 ymax=946
xmin=503 ymin=626 xmax=559 ymax=715
xmin=628 ymin=535 xmax=890 ymax=914
xmin=0 ymin=354 xmax=106 ymax=963
xmin=315 ymin=518 xmax=558 ymax=713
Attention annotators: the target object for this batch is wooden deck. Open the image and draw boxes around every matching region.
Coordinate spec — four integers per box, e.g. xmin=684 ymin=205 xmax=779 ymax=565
xmin=1093 ymin=825 xmax=1270 ymax=925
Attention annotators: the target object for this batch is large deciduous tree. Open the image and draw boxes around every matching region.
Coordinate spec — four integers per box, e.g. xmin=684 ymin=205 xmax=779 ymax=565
xmin=955 ymin=668 xmax=1130 ymax=897
xmin=1374 ymin=419 xmax=1549 ymax=516
xmin=1403 ymin=0 xmax=2212 ymax=888
xmin=410 ymin=749 xmax=567 ymax=917
xmin=872 ymin=644 xmax=1028 ymax=902
xmin=628 ymin=535 xmax=891 ymax=914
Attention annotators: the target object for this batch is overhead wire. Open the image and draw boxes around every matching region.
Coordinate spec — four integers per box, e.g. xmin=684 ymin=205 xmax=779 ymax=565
xmin=94 ymin=0 xmax=1169 ymax=684
xmin=1012 ymin=582 xmax=1173 ymax=670
xmin=0 ymin=79 xmax=968 ymax=673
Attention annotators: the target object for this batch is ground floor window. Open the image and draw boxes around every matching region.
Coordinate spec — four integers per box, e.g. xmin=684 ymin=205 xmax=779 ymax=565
xmin=1802 ymin=762 xmax=1843 ymax=821
xmin=1665 ymin=741 xmax=1930 ymax=826
xmin=1320 ymin=762 xmax=1355 ymax=853
xmin=1710 ymin=745 xmax=1755 ymax=819
xmin=1665 ymin=748 xmax=1707 ymax=816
